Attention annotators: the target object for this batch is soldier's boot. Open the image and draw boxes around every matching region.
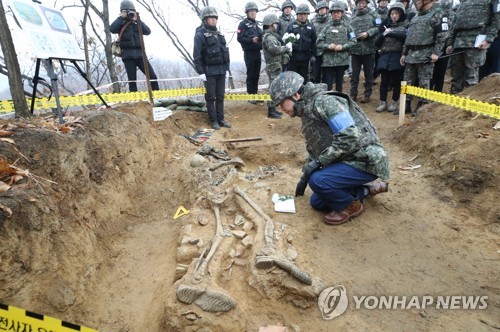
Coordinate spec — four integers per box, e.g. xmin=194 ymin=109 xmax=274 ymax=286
xmin=393 ymin=100 xmax=412 ymax=115
xmin=412 ymin=100 xmax=428 ymax=117
xmin=267 ymin=107 xmax=282 ymax=119
xmin=376 ymin=101 xmax=387 ymax=113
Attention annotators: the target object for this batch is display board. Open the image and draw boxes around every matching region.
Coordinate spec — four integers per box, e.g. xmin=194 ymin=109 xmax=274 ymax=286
xmin=8 ymin=0 xmax=84 ymax=60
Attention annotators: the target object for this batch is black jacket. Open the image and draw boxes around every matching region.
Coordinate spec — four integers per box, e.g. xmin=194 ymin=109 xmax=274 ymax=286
xmin=193 ymin=24 xmax=230 ymax=76
xmin=110 ymin=16 xmax=151 ymax=60
xmin=237 ymin=18 xmax=263 ymax=52
xmin=285 ymin=20 xmax=317 ymax=62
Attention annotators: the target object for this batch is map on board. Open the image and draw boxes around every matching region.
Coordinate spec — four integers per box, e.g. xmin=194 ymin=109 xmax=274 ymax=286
xmin=8 ymin=0 xmax=84 ymax=60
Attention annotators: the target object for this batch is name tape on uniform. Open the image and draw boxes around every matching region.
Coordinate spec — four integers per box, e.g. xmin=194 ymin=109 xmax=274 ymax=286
xmin=0 ymin=303 xmax=98 ymax=332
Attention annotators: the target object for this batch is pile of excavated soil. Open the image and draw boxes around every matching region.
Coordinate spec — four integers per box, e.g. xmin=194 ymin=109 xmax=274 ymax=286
xmin=0 ymin=76 xmax=498 ymax=331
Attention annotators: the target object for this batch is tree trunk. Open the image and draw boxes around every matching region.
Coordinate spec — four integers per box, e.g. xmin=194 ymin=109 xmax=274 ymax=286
xmin=102 ymin=0 xmax=120 ymax=93
xmin=0 ymin=0 xmax=30 ymax=118
xmin=81 ymin=0 xmax=91 ymax=90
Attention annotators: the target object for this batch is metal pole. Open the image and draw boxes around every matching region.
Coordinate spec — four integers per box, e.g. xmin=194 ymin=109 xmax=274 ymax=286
xmin=46 ymin=59 xmax=64 ymax=124
xmin=30 ymin=58 xmax=41 ymax=114
xmin=136 ymin=12 xmax=154 ymax=104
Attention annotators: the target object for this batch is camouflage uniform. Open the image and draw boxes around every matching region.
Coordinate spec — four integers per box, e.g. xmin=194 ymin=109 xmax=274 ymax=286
xmin=376 ymin=4 xmax=389 ymax=21
xmin=311 ymin=2 xmax=333 ymax=83
xmin=403 ymin=3 xmax=448 ymax=100
xmin=349 ymin=7 xmax=381 ymax=100
xmin=278 ymin=0 xmax=296 ymax=37
xmin=447 ymin=0 xmax=500 ymax=93
xmin=317 ymin=15 xmax=357 ymax=91
xmin=262 ymin=17 xmax=290 ymax=117
xmin=269 ymin=71 xmax=389 ymax=213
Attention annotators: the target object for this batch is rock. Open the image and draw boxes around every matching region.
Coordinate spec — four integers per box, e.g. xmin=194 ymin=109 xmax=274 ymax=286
xmin=287 ymin=248 xmax=298 ymax=261
xmin=190 ymin=154 xmax=208 ymax=168
xmin=232 ymin=230 xmax=247 ymax=239
xmin=233 ymin=214 xmax=245 ymax=226
xmin=241 ymin=235 xmax=254 ymax=248
xmin=243 ymin=221 xmax=254 ymax=232
xmin=198 ymin=214 xmax=209 ymax=226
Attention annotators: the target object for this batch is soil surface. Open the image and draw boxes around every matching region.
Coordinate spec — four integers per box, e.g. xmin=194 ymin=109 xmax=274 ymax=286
xmin=0 ymin=75 xmax=499 ymax=332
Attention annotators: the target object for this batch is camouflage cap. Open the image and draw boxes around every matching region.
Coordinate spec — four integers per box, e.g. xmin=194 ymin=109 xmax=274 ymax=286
xmin=269 ymin=71 xmax=304 ymax=106
xmin=315 ymin=1 xmax=329 ymax=12
xmin=245 ymin=1 xmax=259 ymax=13
xmin=296 ymin=3 xmax=311 ymax=14
xmin=281 ymin=0 xmax=296 ymax=11
xmin=200 ymin=6 xmax=218 ymax=20
xmin=263 ymin=14 xmax=280 ymax=26
xmin=329 ymin=1 xmax=346 ymax=12
xmin=120 ymin=0 xmax=135 ymax=11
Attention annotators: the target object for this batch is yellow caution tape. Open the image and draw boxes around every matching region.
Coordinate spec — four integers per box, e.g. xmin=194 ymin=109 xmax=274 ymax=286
xmin=0 ymin=303 xmax=98 ymax=331
xmin=404 ymin=85 xmax=500 ymax=120
xmin=2 ymin=85 xmax=496 ymax=119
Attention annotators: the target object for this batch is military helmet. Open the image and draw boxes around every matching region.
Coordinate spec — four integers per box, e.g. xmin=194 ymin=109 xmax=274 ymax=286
xmin=245 ymin=1 xmax=259 ymax=13
xmin=389 ymin=2 xmax=406 ymax=14
xmin=263 ymin=14 xmax=280 ymax=26
xmin=315 ymin=1 xmax=329 ymax=12
xmin=269 ymin=71 xmax=304 ymax=106
xmin=329 ymin=1 xmax=346 ymax=12
xmin=355 ymin=0 xmax=368 ymax=4
xmin=200 ymin=6 xmax=218 ymax=20
xmin=120 ymin=0 xmax=135 ymax=11
xmin=281 ymin=0 xmax=295 ymax=11
xmin=296 ymin=3 xmax=311 ymax=14
xmin=439 ymin=0 xmax=453 ymax=10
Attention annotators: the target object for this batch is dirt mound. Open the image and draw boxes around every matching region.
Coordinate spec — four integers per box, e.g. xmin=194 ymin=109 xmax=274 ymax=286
xmin=392 ymin=75 xmax=500 ymax=224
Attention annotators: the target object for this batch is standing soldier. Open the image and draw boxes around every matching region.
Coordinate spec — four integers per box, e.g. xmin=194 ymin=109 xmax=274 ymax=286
xmin=110 ymin=0 xmax=160 ymax=92
xmin=311 ymin=1 xmax=333 ymax=83
xmin=237 ymin=2 xmax=263 ymax=103
xmin=286 ymin=3 xmax=318 ymax=83
xmin=377 ymin=0 xmax=390 ymax=21
xmin=374 ymin=2 xmax=409 ymax=114
xmin=262 ymin=14 xmax=290 ymax=119
xmin=445 ymin=0 xmax=500 ymax=94
xmin=401 ymin=0 xmax=448 ymax=114
xmin=193 ymin=6 xmax=231 ymax=130
xmin=317 ymin=1 xmax=357 ymax=92
xmin=430 ymin=0 xmax=454 ymax=92
xmin=349 ymin=0 xmax=381 ymax=103
xmin=279 ymin=0 xmax=296 ymax=38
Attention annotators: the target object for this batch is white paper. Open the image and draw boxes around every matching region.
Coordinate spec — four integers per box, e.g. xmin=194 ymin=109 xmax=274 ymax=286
xmin=274 ymin=195 xmax=296 ymax=213
xmin=152 ymin=107 xmax=173 ymax=121
xmin=474 ymin=34 xmax=486 ymax=48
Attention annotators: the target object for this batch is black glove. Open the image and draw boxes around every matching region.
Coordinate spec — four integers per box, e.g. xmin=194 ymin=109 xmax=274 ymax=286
xmin=295 ymin=160 xmax=321 ymax=197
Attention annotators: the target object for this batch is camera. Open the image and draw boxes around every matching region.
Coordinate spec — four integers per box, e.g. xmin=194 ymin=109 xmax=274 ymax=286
xmin=126 ymin=10 xmax=136 ymax=19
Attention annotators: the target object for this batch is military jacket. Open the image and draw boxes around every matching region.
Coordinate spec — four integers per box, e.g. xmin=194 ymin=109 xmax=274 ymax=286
xmin=263 ymin=30 xmax=289 ymax=65
xmin=350 ymin=9 xmax=381 ymax=55
xmin=403 ymin=4 xmax=449 ymax=63
xmin=237 ymin=18 xmax=263 ymax=52
xmin=296 ymin=82 xmax=389 ymax=180
xmin=312 ymin=14 xmax=333 ymax=52
xmin=317 ymin=19 xmax=357 ymax=66
xmin=278 ymin=14 xmax=295 ymax=37
xmin=286 ymin=20 xmax=318 ymax=61
xmin=377 ymin=7 xmax=389 ymax=21
xmin=449 ymin=0 xmax=500 ymax=48
xmin=193 ymin=25 xmax=230 ymax=76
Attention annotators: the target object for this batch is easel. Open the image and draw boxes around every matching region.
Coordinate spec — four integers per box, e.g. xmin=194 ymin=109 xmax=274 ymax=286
xmin=30 ymin=58 xmax=109 ymax=124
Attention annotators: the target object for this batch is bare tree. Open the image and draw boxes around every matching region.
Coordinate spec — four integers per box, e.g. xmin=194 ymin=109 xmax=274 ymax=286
xmin=0 ymin=0 xmax=30 ymax=118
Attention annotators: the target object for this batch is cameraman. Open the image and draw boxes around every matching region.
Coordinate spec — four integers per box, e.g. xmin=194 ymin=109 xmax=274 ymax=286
xmin=110 ymin=0 xmax=159 ymax=92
